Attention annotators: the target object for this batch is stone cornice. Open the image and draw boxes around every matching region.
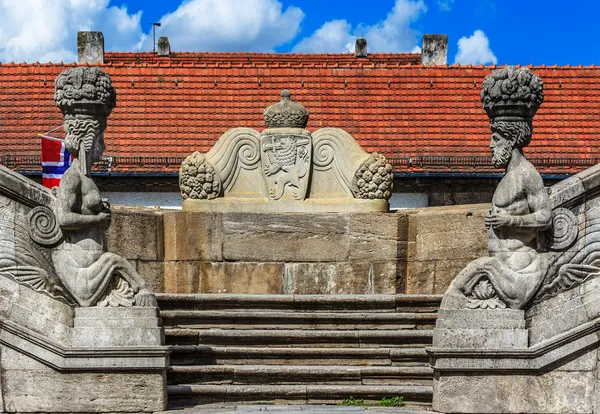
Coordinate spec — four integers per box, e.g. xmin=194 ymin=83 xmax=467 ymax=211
xmin=427 ymin=317 xmax=600 ymax=372
xmin=0 ymin=318 xmax=170 ymax=372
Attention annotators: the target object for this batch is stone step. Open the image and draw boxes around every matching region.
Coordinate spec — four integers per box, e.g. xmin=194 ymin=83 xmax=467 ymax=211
xmin=170 ymin=346 xmax=429 ymax=366
xmin=167 ymin=384 xmax=433 ymax=407
xmin=160 ymin=310 xmax=437 ymax=330
xmin=168 ymin=364 xmax=433 ymax=386
xmin=166 ymin=329 xmax=434 ymax=348
xmin=157 ymin=294 xmax=442 ymax=313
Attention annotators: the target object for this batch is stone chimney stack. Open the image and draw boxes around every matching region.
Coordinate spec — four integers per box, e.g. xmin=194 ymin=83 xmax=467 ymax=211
xmin=421 ymin=34 xmax=448 ymax=65
xmin=355 ymin=38 xmax=368 ymax=58
xmin=77 ymin=32 xmax=104 ymax=64
xmin=157 ymin=37 xmax=171 ymax=56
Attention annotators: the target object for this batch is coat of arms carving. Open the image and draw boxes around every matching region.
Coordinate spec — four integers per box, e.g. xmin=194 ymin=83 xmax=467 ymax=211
xmin=261 ymin=133 xmax=311 ymax=200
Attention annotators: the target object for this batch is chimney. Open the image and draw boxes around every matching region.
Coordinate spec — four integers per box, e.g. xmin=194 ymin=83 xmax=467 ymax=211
xmin=77 ymin=31 xmax=104 ymax=64
xmin=355 ymin=38 xmax=368 ymax=58
xmin=421 ymin=34 xmax=448 ymax=65
xmin=157 ymin=37 xmax=171 ymax=57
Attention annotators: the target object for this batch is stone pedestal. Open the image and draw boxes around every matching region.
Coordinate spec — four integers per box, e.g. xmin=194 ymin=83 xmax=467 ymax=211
xmin=0 ymin=276 xmax=169 ymax=413
xmin=433 ymin=309 xmax=527 ymax=349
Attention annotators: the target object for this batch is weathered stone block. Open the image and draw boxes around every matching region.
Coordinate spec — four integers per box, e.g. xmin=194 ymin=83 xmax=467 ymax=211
xmin=434 ymin=371 xmax=595 ymax=413
xmin=1 ymin=346 xmax=166 ymax=412
xmin=164 ymin=261 xmax=284 ymax=294
xmin=349 ymin=213 xmax=408 ymax=261
xmin=282 ymin=262 xmax=399 ymax=294
xmin=199 ymin=262 xmax=284 ymax=294
xmin=136 ymin=260 xmax=165 ymax=293
xmin=406 ymin=258 xmax=473 ymax=295
xmin=411 ymin=204 xmax=489 ymax=261
xmin=164 ymin=261 xmax=201 ymax=293
xmin=222 ymin=213 xmax=349 ymax=262
xmin=163 ymin=211 xmax=222 ymax=261
xmin=107 ymin=206 xmax=164 ymax=261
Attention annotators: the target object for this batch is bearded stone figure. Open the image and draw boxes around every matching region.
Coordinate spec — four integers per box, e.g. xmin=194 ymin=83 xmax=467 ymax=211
xmin=441 ymin=67 xmax=552 ymax=310
xmin=52 ymin=67 xmax=156 ymax=307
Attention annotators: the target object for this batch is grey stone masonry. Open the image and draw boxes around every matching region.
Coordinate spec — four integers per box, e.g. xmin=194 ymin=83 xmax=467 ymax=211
xmin=77 ymin=31 xmax=104 ymax=64
xmin=421 ymin=34 xmax=447 ymax=65
xmin=355 ymin=38 xmax=368 ymax=57
xmin=158 ymin=36 xmax=171 ymax=56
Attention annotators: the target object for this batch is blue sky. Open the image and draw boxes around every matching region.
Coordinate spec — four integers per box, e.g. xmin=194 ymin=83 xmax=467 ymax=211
xmin=0 ymin=0 xmax=597 ymax=65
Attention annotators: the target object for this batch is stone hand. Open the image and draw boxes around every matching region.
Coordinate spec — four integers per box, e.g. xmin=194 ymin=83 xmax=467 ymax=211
xmin=98 ymin=211 xmax=112 ymax=227
xmin=485 ymin=212 xmax=513 ymax=229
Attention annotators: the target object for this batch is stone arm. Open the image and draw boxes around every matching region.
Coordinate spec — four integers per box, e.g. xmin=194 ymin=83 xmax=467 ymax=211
xmin=509 ymin=179 xmax=552 ymax=229
xmin=56 ymin=173 xmax=111 ymax=231
xmin=486 ymin=174 xmax=552 ymax=230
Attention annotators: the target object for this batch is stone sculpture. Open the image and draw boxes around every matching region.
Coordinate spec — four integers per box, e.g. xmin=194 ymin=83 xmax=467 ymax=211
xmin=180 ymin=90 xmax=393 ymax=213
xmin=0 ymin=67 xmax=167 ymax=412
xmin=441 ymin=66 xmax=552 ymax=310
xmin=430 ymin=67 xmax=600 ymax=414
xmin=52 ymin=67 xmax=156 ymax=307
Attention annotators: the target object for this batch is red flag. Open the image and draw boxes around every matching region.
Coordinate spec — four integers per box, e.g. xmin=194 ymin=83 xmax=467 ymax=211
xmin=41 ymin=135 xmax=72 ymax=189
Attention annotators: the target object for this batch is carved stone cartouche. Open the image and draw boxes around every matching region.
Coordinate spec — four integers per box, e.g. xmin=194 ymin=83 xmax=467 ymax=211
xmin=180 ymin=90 xmax=393 ymax=212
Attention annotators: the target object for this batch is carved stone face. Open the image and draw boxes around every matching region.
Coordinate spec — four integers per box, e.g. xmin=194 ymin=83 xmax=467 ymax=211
xmin=489 ymin=130 xmax=513 ymax=169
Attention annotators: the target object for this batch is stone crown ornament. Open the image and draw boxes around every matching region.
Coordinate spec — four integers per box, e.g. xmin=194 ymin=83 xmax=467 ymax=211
xmin=54 ymin=67 xmax=117 ymax=117
xmin=263 ymin=90 xmax=309 ymax=129
xmin=480 ymin=66 xmax=544 ymax=121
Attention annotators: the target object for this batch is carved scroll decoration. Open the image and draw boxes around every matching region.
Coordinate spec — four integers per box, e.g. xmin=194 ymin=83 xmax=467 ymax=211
xmin=532 ymin=209 xmax=600 ymax=304
xmin=312 ymin=128 xmax=369 ymax=196
xmin=27 ymin=206 xmax=63 ymax=246
xmin=539 ymin=207 xmax=578 ymax=251
xmin=205 ymin=127 xmax=262 ymax=194
xmin=0 ymin=218 xmax=75 ymax=305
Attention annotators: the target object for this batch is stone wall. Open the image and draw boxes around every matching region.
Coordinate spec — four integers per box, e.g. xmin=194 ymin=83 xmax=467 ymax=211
xmin=107 ymin=204 xmax=490 ymax=295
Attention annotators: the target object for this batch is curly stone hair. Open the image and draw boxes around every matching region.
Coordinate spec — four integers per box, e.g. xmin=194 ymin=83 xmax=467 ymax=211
xmin=491 ymin=120 xmax=533 ymax=149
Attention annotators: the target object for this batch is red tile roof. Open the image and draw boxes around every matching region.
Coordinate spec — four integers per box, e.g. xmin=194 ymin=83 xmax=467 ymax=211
xmin=0 ymin=53 xmax=598 ymax=175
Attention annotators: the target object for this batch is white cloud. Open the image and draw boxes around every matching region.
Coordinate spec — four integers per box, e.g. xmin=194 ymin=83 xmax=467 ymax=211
xmin=292 ymin=0 xmax=426 ymax=53
xmin=155 ymin=0 xmax=304 ymax=52
xmin=0 ymin=0 xmax=303 ymax=62
xmin=454 ymin=29 xmax=497 ymax=65
xmin=292 ymin=20 xmax=354 ymax=53
xmin=437 ymin=0 xmax=455 ymax=11
xmin=0 ymin=0 xmax=145 ymax=63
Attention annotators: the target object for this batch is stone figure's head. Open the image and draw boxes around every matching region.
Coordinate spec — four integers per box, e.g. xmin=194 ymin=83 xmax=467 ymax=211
xmin=54 ymin=67 xmax=116 ymax=165
xmin=480 ymin=67 xmax=543 ymax=168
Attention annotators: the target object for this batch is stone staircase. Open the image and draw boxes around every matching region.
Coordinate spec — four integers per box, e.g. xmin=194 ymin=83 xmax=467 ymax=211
xmin=157 ymin=294 xmax=442 ymax=410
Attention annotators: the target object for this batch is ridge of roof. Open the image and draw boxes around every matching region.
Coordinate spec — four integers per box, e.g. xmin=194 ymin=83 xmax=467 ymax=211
xmin=1 ymin=60 xmax=599 ymax=70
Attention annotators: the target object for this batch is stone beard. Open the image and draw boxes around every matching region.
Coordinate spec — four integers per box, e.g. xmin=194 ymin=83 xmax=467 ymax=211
xmin=490 ymin=120 xmax=532 ymax=168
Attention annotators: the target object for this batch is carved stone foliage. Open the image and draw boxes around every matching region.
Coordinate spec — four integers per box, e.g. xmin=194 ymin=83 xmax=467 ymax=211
xmin=0 ymin=183 xmax=75 ymax=305
xmin=180 ymin=91 xmax=392 ymax=212
xmin=180 ymin=152 xmax=221 ymax=200
xmin=480 ymin=66 xmax=544 ymax=120
xmin=354 ymin=152 xmax=393 ymax=200
xmin=466 ymin=279 xmax=507 ymax=310
xmin=261 ymin=131 xmax=311 ymax=200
